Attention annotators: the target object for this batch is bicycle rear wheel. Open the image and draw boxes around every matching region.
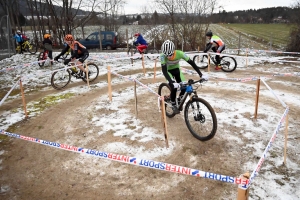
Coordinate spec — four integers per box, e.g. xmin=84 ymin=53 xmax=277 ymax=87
xmin=146 ymin=48 xmax=159 ymax=60
xmin=184 ymin=97 xmax=217 ymax=141
xmin=220 ymin=56 xmax=237 ymax=72
xmin=158 ymin=83 xmax=176 ymax=118
xmin=193 ymin=55 xmax=209 ymax=69
xmin=38 ymin=52 xmax=45 ymax=67
xmin=82 ymin=63 xmax=99 ymax=83
xmin=51 ymin=69 xmax=71 ymax=90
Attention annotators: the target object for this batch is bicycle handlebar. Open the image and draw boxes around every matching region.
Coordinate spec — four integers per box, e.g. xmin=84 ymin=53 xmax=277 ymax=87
xmin=180 ymin=78 xmax=207 ymax=87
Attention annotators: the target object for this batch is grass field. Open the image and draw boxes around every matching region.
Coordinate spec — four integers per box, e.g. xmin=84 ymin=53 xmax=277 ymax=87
xmin=220 ymin=23 xmax=293 ymax=49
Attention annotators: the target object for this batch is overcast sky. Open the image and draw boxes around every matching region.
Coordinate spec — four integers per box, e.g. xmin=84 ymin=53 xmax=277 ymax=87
xmin=123 ymin=0 xmax=296 ymax=15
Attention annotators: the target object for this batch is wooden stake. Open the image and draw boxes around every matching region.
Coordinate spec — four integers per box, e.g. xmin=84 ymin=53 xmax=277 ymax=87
xmin=254 ymin=77 xmax=260 ymax=119
xmin=134 ymin=81 xmax=138 ymax=118
xmin=153 ymin=59 xmax=157 ymax=83
xmin=142 ymin=53 xmax=145 ymax=76
xmin=86 ymin=63 xmax=90 ymax=88
xmin=130 ymin=48 xmax=133 ymax=65
xmin=197 ymin=46 xmax=200 ymax=63
xmin=107 ymin=66 xmax=112 ymax=102
xmin=19 ymin=79 xmax=28 ymax=118
xmin=246 ymin=48 xmax=248 ymax=67
xmin=237 ymin=172 xmax=250 ymax=200
xmin=284 ymin=113 xmax=288 ymax=165
xmin=208 ymin=53 xmax=210 ymax=72
xmin=160 ymin=98 xmax=169 ymax=148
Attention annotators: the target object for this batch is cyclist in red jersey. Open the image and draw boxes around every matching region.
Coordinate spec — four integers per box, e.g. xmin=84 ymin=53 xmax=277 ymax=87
xmin=204 ymin=31 xmax=226 ymax=70
xmin=54 ymin=34 xmax=90 ymax=77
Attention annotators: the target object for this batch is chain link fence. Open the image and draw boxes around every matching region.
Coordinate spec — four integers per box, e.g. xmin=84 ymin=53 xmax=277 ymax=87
xmin=0 ymin=15 xmax=15 ymax=60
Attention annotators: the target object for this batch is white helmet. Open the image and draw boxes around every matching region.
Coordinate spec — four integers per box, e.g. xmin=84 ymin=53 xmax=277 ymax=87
xmin=161 ymin=40 xmax=175 ymax=56
xmin=17 ymin=30 xmax=21 ymax=34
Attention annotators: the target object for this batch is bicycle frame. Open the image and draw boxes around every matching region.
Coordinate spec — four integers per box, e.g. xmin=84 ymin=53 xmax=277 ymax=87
xmin=163 ymin=80 xmax=203 ymax=111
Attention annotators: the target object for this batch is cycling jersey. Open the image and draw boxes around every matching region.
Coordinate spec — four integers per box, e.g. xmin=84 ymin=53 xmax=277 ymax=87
xmin=59 ymin=41 xmax=88 ymax=59
xmin=161 ymin=49 xmax=202 ymax=103
xmin=14 ymin=34 xmax=23 ymax=43
xmin=209 ymin=35 xmax=225 ymax=52
xmin=160 ymin=50 xmax=190 ymax=71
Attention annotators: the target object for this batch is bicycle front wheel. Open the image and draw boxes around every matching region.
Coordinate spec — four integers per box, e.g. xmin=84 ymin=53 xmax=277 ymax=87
xmin=146 ymin=48 xmax=159 ymax=60
xmin=193 ymin=55 xmax=209 ymax=69
xmin=184 ymin=97 xmax=217 ymax=141
xmin=51 ymin=69 xmax=71 ymax=90
xmin=128 ymin=46 xmax=140 ymax=60
xmin=158 ymin=83 xmax=176 ymax=118
xmin=82 ymin=63 xmax=99 ymax=83
xmin=38 ymin=52 xmax=45 ymax=67
xmin=220 ymin=56 xmax=237 ymax=72
xmin=27 ymin=43 xmax=37 ymax=54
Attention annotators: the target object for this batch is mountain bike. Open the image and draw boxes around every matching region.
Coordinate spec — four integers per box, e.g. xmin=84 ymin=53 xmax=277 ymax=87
xmin=16 ymin=40 xmax=37 ymax=54
xmin=192 ymin=53 xmax=237 ymax=72
xmin=38 ymin=49 xmax=70 ymax=67
xmin=51 ymin=58 xmax=99 ymax=90
xmin=127 ymin=43 xmax=159 ymax=60
xmin=158 ymin=78 xmax=217 ymax=141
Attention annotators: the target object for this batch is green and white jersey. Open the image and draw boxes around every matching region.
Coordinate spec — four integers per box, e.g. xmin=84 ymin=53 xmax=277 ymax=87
xmin=160 ymin=50 xmax=190 ymax=70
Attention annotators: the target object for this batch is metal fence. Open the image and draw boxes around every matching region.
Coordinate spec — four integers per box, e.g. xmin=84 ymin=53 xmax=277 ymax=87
xmin=0 ymin=15 xmax=15 ymax=60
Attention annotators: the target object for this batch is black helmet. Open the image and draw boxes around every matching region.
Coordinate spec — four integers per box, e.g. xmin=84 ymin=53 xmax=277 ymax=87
xmin=206 ymin=31 xmax=212 ymax=37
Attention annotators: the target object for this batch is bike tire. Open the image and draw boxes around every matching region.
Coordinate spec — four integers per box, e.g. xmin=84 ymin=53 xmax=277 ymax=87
xmin=38 ymin=52 xmax=45 ymax=67
xmin=146 ymin=48 xmax=159 ymax=60
xmin=184 ymin=97 xmax=217 ymax=141
xmin=28 ymin=43 xmax=37 ymax=54
xmin=82 ymin=63 xmax=99 ymax=83
xmin=220 ymin=56 xmax=237 ymax=72
xmin=128 ymin=46 xmax=140 ymax=60
xmin=193 ymin=55 xmax=209 ymax=69
xmin=158 ymin=83 xmax=176 ymax=118
xmin=51 ymin=69 xmax=71 ymax=90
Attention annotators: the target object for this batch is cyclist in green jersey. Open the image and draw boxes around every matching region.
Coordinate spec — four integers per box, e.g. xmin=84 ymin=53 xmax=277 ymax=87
xmin=160 ymin=40 xmax=208 ymax=114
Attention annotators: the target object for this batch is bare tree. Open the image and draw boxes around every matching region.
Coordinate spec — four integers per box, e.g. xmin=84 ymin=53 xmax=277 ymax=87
xmin=95 ymin=0 xmax=125 ymax=31
xmin=287 ymin=0 xmax=300 ymax=52
xmin=153 ymin=0 xmax=218 ymax=51
xmin=1 ymin=0 xmax=21 ymax=32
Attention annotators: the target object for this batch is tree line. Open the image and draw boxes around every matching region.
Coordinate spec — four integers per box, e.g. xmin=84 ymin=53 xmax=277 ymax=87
xmin=0 ymin=0 xmax=299 ymax=52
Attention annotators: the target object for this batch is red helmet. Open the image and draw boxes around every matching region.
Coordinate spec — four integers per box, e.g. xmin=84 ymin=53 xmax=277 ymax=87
xmin=134 ymin=33 xmax=140 ymax=37
xmin=64 ymin=34 xmax=74 ymax=41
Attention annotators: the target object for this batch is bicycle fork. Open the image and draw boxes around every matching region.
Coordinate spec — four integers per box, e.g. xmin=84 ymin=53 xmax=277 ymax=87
xmin=189 ymin=98 xmax=205 ymax=122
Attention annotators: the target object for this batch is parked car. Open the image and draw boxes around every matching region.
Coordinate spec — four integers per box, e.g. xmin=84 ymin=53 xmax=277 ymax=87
xmin=78 ymin=31 xmax=119 ymax=50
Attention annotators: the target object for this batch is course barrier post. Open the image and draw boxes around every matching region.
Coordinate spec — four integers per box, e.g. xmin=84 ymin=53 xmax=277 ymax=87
xmin=153 ymin=59 xmax=157 ymax=83
xmin=237 ymin=172 xmax=250 ymax=200
xmin=246 ymin=48 xmax=248 ymax=67
xmin=134 ymin=80 xmax=138 ymax=118
xmin=160 ymin=98 xmax=169 ymax=148
xmin=208 ymin=53 xmax=210 ymax=72
xmin=130 ymin=48 xmax=134 ymax=66
xmin=197 ymin=46 xmax=200 ymax=63
xmin=142 ymin=53 xmax=145 ymax=76
xmin=86 ymin=63 xmax=90 ymax=88
xmin=107 ymin=66 xmax=112 ymax=102
xmin=284 ymin=113 xmax=288 ymax=165
xmin=19 ymin=78 xmax=28 ymax=118
xmin=254 ymin=77 xmax=260 ymax=119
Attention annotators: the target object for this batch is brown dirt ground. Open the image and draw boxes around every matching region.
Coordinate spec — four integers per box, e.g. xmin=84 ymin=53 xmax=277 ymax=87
xmin=0 ymin=62 xmax=299 ymax=200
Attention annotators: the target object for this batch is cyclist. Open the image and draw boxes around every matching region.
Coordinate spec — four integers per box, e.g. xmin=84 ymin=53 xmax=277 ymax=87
xmin=133 ymin=33 xmax=148 ymax=54
xmin=203 ymin=31 xmax=225 ymax=70
xmin=160 ymin=40 xmax=207 ymax=114
xmin=42 ymin=33 xmax=53 ymax=64
xmin=54 ymin=34 xmax=90 ymax=78
xmin=14 ymin=30 xmax=24 ymax=54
